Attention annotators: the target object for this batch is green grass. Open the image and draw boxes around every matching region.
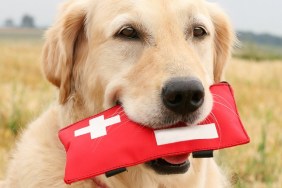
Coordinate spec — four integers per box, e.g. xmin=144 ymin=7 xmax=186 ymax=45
xmin=0 ymin=28 xmax=45 ymax=42
xmin=234 ymin=43 xmax=282 ymax=61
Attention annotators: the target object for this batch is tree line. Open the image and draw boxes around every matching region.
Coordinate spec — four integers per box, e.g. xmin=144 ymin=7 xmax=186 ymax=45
xmin=4 ymin=14 xmax=35 ymax=28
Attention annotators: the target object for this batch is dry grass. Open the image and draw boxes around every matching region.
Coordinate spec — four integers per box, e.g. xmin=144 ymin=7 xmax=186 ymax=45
xmin=0 ymin=30 xmax=56 ymax=178
xmin=219 ymin=59 xmax=282 ymax=187
xmin=0 ymin=30 xmax=281 ymax=187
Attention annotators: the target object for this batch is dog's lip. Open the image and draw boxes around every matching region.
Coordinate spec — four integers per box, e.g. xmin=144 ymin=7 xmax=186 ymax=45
xmin=147 ymin=155 xmax=190 ymax=174
xmin=161 ymin=153 xmax=190 ymax=165
xmin=115 ymin=100 xmax=122 ymax=106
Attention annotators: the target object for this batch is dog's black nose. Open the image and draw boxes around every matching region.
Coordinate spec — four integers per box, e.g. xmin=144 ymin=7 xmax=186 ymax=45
xmin=162 ymin=77 xmax=205 ymax=115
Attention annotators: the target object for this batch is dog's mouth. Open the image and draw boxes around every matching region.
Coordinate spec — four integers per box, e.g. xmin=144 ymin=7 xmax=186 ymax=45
xmin=146 ymin=153 xmax=190 ymax=175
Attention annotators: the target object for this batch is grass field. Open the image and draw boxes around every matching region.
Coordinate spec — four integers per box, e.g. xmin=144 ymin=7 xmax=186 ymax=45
xmin=0 ymin=29 xmax=282 ymax=187
xmin=234 ymin=43 xmax=282 ymax=61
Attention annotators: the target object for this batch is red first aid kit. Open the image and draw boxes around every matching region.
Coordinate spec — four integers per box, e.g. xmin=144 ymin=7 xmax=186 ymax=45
xmin=59 ymin=82 xmax=250 ymax=184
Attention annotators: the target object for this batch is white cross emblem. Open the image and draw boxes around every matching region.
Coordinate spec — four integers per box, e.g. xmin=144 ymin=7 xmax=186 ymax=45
xmin=74 ymin=115 xmax=121 ymax=139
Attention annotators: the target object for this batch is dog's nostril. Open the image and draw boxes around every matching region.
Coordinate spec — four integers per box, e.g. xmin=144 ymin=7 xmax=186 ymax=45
xmin=165 ymin=93 xmax=183 ymax=105
xmin=162 ymin=77 xmax=205 ymax=115
xmin=191 ymin=90 xmax=204 ymax=106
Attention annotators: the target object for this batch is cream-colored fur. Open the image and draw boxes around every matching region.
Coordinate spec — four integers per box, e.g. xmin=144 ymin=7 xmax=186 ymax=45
xmin=1 ymin=0 xmax=234 ymax=187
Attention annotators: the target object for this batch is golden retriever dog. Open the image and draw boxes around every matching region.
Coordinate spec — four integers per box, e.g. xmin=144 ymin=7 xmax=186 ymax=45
xmin=1 ymin=0 xmax=234 ymax=187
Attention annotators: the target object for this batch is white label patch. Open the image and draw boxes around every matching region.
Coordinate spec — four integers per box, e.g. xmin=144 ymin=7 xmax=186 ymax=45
xmin=154 ymin=123 xmax=218 ymax=145
xmin=74 ymin=115 xmax=121 ymax=139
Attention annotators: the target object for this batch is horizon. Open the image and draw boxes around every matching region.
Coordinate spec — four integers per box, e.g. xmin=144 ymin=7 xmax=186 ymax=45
xmin=1 ymin=0 xmax=282 ymax=37
xmin=1 ymin=27 xmax=281 ymax=39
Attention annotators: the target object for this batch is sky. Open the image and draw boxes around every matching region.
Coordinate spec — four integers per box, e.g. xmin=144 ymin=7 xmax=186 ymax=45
xmin=0 ymin=0 xmax=282 ymax=37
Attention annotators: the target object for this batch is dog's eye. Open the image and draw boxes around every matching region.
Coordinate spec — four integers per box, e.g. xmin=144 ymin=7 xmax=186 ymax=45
xmin=193 ymin=26 xmax=207 ymax=38
xmin=118 ymin=26 xmax=139 ymax=39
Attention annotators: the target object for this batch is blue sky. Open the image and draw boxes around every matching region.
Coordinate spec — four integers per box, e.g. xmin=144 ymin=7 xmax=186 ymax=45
xmin=0 ymin=0 xmax=281 ymax=36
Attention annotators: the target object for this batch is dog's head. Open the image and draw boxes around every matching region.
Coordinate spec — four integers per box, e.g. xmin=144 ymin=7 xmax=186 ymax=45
xmin=43 ymin=0 xmax=234 ymax=177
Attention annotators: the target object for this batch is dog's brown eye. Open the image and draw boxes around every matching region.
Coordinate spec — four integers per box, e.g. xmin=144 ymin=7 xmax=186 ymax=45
xmin=118 ymin=26 xmax=139 ymax=39
xmin=193 ymin=27 xmax=207 ymax=38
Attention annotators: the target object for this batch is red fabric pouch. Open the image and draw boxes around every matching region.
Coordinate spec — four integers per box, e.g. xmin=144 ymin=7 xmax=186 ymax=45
xmin=59 ymin=82 xmax=250 ymax=184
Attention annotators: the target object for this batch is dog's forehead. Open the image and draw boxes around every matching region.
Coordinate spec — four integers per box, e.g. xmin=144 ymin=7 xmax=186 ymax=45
xmin=87 ymin=0 xmax=210 ymax=38
xmin=125 ymin=0 xmax=207 ymax=17
xmin=129 ymin=0 xmax=205 ymax=8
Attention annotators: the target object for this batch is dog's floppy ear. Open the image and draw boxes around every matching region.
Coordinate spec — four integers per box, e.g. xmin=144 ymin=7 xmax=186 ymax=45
xmin=208 ymin=3 xmax=235 ymax=83
xmin=42 ymin=2 xmax=87 ymax=104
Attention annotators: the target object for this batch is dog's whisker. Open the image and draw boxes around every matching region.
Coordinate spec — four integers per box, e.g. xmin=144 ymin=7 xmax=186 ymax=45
xmin=212 ymin=94 xmax=234 ymax=109
xmin=89 ymin=137 xmax=104 ymax=153
xmin=110 ymin=106 xmax=124 ymax=116
xmin=204 ymin=116 xmax=212 ymax=125
xmin=213 ymin=101 xmax=240 ymax=118
xmin=210 ymin=112 xmax=222 ymax=150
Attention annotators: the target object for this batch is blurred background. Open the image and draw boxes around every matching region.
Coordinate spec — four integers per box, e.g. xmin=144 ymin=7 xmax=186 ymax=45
xmin=0 ymin=0 xmax=281 ymax=187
